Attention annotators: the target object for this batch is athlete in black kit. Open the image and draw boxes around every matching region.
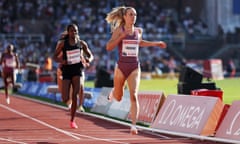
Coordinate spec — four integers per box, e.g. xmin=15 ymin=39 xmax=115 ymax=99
xmin=53 ymin=23 xmax=94 ymax=128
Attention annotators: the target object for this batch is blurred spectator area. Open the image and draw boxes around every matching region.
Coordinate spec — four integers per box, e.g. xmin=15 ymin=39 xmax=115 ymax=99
xmin=0 ymin=34 xmax=44 ymax=43
xmin=0 ymin=0 xmax=240 ymax=78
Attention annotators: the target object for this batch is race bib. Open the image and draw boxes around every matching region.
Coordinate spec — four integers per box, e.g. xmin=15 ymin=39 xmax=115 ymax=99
xmin=5 ymin=58 xmax=16 ymax=68
xmin=66 ymin=49 xmax=81 ymax=64
xmin=122 ymin=40 xmax=139 ymax=57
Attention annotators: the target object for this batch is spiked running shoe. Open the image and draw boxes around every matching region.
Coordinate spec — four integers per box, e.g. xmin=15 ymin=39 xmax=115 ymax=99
xmin=130 ymin=125 xmax=138 ymax=135
xmin=70 ymin=121 xmax=78 ymax=129
xmin=66 ymin=100 xmax=72 ymax=110
xmin=78 ymin=106 xmax=85 ymax=112
xmin=6 ymin=97 xmax=10 ymax=104
xmin=67 ymin=103 xmax=72 ymax=110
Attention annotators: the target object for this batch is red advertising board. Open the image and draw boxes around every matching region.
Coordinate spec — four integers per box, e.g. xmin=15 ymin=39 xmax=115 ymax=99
xmin=151 ymin=94 xmax=224 ymax=136
xmin=215 ymin=101 xmax=240 ymax=140
xmin=203 ymin=59 xmax=224 ymax=80
xmin=191 ymin=89 xmax=223 ymax=101
xmin=128 ymin=91 xmax=165 ymax=124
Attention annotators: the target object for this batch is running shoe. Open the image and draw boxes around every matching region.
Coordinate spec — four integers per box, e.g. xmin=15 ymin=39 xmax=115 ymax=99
xmin=130 ymin=125 xmax=138 ymax=135
xmin=78 ymin=106 xmax=85 ymax=112
xmin=70 ymin=121 xmax=78 ymax=129
xmin=66 ymin=100 xmax=72 ymax=110
xmin=67 ymin=103 xmax=72 ymax=110
xmin=6 ymin=97 xmax=10 ymax=104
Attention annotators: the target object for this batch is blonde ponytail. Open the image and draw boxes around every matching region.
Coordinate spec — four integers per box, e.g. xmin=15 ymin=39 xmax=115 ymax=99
xmin=105 ymin=6 xmax=128 ymax=32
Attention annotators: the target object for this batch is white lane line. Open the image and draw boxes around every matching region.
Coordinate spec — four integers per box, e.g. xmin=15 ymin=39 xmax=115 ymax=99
xmin=70 ymin=132 xmax=129 ymax=144
xmin=0 ymin=137 xmax=27 ymax=144
xmin=0 ymin=102 xmax=127 ymax=144
xmin=0 ymin=104 xmax=81 ymax=140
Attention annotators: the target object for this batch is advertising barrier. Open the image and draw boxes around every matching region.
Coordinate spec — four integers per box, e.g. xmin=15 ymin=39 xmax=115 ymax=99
xmin=151 ymin=94 xmax=224 ymax=136
xmin=203 ymin=59 xmax=224 ymax=80
xmin=191 ymin=89 xmax=223 ymax=101
xmin=215 ymin=100 xmax=240 ymax=141
xmin=128 ymin=91 xmax=165 ymax=124
xmin=106 ymin=90 xmax=130 ymax=120
xmin=90 ymin=87 xmax=113 ymax=115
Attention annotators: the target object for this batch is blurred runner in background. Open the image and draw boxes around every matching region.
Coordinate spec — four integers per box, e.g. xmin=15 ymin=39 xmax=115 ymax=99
xmin=0 ymin=44 xmax=20 ymax=104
